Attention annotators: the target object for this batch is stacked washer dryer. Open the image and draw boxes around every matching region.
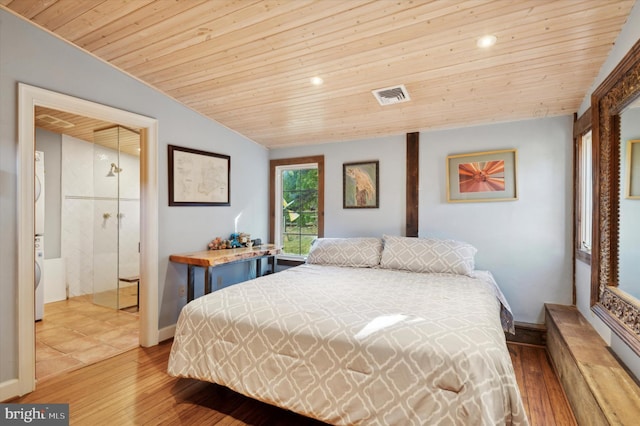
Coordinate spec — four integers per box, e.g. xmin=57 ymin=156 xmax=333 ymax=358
xmin=35 ymin=151 xmax=45 ymax=321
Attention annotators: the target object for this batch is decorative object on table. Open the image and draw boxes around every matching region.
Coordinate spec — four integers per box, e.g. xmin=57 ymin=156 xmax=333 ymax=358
xmin=208 ymin=232 xmax=256 ymax=250
xmin=446 ymin=149 xmax=518 ymax=203
xmin=208 ymin=237 xmax=225 ymax=250
xmin=168 ymin=144 xmax=230 ymax=206
xmin=625 ymin=140 xmax=640 ymax=199
xmin=238 ymin=232 xmax=251 ymax=246
xmin=343 ymin=160 xmax=379 ymax=208
xmin=228 ymin=233 xmax=243 ymax=248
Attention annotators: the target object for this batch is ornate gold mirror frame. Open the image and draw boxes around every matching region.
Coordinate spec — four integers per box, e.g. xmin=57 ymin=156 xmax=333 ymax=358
xmin=591 ymin=38 xmax=640 ymax=355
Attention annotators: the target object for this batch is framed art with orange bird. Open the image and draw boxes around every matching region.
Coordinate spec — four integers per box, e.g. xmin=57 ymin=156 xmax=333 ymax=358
xmin=446 ymin=149 xmax=517 ymax=202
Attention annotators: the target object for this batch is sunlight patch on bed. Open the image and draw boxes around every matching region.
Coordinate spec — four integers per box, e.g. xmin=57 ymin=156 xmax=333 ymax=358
xmin=355 ymin=314 xmax=424 ymax=340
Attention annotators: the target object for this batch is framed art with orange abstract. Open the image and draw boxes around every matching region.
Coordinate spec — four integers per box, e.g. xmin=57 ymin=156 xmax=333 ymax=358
xmin=446 ymin=149 xmax=518 ymax=202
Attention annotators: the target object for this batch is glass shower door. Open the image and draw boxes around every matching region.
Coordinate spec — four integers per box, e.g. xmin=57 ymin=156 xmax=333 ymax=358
xmin=116 ymin=127 xmax=141 ymax=310
xmin=92 ymin=126 xmax=140 ymax=310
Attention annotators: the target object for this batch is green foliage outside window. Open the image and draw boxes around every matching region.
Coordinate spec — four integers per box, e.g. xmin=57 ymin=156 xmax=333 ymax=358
xmin=281 ymin=168 xmax=318 ymax=256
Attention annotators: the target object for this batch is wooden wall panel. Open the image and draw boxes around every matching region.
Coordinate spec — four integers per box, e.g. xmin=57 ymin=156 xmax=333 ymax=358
xmin=406 ymin=132 xmax=419 ymax=237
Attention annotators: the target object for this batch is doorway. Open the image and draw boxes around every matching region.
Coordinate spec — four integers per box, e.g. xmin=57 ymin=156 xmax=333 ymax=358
xmin=34 ymin=118 xmax=143 ymax=381
xmin=16 ymin=84 xmax=159 ymax=397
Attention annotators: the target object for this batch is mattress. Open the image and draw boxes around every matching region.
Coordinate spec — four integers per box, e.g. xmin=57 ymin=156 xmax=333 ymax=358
xmin=168 ymin=264 xmax=528 ymax=425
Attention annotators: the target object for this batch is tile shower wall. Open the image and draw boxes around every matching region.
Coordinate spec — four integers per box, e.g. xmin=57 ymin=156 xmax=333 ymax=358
xmin=61 ymin=135 xmax=140 ymax=298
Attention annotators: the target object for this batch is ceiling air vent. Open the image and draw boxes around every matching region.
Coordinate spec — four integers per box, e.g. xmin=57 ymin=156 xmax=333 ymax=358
xmin=372 ymin=84 xmax=410 ymax=106
xmin=35 ymin=114 xmax=75 ymax=129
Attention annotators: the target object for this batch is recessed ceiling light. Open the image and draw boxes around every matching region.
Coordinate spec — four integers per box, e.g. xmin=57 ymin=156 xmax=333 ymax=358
xmin=477 ymin=35 xmax=497 ymax=48
xmin=310 ymin=76 xmax=324 ymax=86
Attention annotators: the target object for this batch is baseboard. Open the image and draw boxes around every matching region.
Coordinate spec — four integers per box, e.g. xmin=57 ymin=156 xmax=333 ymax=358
xmin=0 ymin=379 xmax=20 ymax=403
xmin=506 ymin=321 xmax=546 ymax=346
xmin=158 ymin=325 xmax=176 ymax=342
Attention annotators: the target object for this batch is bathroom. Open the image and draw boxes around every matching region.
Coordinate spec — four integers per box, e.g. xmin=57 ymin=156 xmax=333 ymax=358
xmin=35 ymin=116 xmax=141 ymax=380
xmin=36 ymin=121 xmax=140 ymax=315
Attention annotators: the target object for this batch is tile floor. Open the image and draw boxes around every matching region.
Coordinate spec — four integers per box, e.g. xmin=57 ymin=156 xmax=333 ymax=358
xmin=36 ymin=288 xmax=139 ymax=383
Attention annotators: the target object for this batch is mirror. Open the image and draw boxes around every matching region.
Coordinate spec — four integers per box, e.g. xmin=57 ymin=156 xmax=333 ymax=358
xmin=619 ymin=102 xmax=640 ymax=300
xmin=591 ymin=37 xmax=640 ymax=355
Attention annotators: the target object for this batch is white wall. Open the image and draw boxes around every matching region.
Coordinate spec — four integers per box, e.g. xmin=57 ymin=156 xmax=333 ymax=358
xmin=270 ymin=135 xmax=406 ymax=237
xmin=574 ymin=0 xmax=640 ymax=380
xmin=271 ymin=116 xmax=574 ymax=325
xmin=420 ymin=117 xmax=574 ymax=324
xmin=0 ymin=9 xmax=269 ymax=383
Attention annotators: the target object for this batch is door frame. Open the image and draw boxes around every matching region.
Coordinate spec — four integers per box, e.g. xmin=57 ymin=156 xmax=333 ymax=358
xmin=16 ymin=83 xmax=159 ymax=395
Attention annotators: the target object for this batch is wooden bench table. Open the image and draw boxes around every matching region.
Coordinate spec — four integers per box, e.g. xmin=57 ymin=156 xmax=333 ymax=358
xmin=545 ymin=303 xmax=640 ymax=425
xmin=170 ymin=244 xmax=280 ymax=302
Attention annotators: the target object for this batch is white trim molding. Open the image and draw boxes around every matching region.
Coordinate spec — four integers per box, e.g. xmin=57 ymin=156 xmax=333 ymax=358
xmin=158 ymin=325 xmax=176 ymax=343
xmin=15 ymin=83 xmax=159 ymax=397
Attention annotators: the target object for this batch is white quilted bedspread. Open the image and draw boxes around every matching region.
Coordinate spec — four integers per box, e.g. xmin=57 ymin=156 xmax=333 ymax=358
xmin=168 ymin=264 xmax=528 ymax=425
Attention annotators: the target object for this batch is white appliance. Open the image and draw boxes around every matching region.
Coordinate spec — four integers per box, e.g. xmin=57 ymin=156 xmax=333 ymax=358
xmin=35 ymin=151 xmax=45 ymax=236
xmin=35 ymin=235 xmax=44 ymax=321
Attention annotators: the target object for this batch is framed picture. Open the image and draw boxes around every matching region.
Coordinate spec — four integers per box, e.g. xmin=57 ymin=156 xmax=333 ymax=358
xmin=446 ymin=149 xmax=518 ymax=202
xmin=168 ymin=144 xmax=230 ymax=206
xmin=343 ymin=160 xmax=379 ymax=208
xmin=626 ymin=139 xmax=640 ymax=199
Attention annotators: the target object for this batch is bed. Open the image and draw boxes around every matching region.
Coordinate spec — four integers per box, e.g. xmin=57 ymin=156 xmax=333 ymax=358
xmin=168 ymin=236 xmax=529 ymax=425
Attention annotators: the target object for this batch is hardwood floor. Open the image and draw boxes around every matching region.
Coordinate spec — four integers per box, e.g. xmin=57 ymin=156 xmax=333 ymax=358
xmin=11 ymin=341 xmax=574 ymax=425
xmin=508 ymin=344 xmax=576 ymax=425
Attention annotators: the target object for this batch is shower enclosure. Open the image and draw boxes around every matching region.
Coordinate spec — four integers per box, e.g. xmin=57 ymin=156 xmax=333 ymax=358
xmin=60 ymin=124 xmax=140 ymax=311
xmin=92 ymin=125 xmax=140 ymax=310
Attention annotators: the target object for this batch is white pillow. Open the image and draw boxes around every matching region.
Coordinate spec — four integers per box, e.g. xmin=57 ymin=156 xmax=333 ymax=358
xmin=306 ymin=237 xmax=383 ymax=267
xmin=380 ymin=235 xmax=477 ymax=276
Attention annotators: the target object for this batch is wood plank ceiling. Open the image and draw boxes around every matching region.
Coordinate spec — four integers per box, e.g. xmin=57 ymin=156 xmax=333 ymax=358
xmin=2 ymin=0 xmax=635 ymax=148
xmin=35 ymin=106 xmax=141 ymax=156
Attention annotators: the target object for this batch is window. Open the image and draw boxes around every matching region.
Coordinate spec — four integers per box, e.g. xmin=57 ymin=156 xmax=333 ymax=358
xmin=278 ymin=166 xmax=318 ymax=256
xmin=574 ymin=110 xmax=592 ymax=264
xmin=579 ymin=130 xmax=593 ymax=254
xmin=270 ymin=156 xmax=324 ymax=260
